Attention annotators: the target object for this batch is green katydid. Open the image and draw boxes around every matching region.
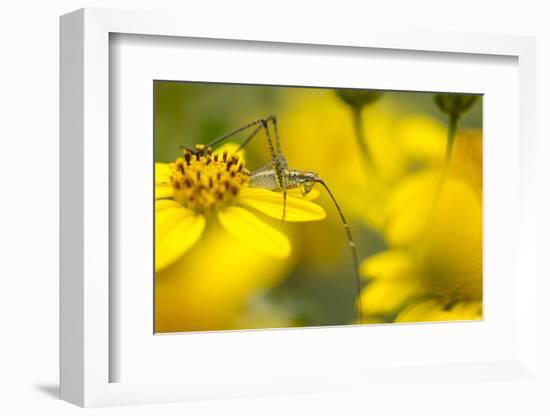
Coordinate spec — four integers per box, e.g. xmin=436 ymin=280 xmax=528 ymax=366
xmin=185 ymin=116 xmax=363 ymax=324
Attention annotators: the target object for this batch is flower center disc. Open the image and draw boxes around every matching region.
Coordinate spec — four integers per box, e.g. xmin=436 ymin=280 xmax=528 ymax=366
xmin=169 ymin=145 xmax=250 ymax=214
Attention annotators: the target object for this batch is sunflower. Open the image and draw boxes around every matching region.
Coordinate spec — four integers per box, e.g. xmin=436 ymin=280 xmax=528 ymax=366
xmin=155 ymin=143 xmax=326 ymax=272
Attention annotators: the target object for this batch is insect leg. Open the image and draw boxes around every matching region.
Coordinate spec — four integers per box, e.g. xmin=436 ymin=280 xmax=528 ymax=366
xmin=260 ymin=119 xmax=288 ymax=220
xmin=237 ymin=124 xmax=264 ymax=151
xmin=263 ymin=116 xmax=289 ymax=220
xmin=182 ymin=117 xmax=272 ymax=155
xmin=282 ymin=185 xmax=287 ymax=221
xmin=260 ymin=119 xmax=280 ymax=169
xmin=264 ymin=115 xmax=285 ymax=163
xmin=198 ymin=118 xmax=264 ymax=151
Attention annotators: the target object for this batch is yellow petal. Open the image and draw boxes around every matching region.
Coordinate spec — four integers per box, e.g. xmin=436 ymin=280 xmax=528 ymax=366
xmin=156 ymin=207 xmax=205 ymax=272
xmin=396 ymin=300 xmax=482 ymax=323
xmin=218 ymin=206 xmax=291 ymax=258
xmin=449 ymin=129 xmax=483 ymax=193
xmin=359 ymin=279 xmax=420 ymax=315
xmin=287 ymin=188 xmax=321 ymax=201
xmin=155 ymin=162 xmax=173 ymax=199
xmin=155 ymin=223 xmax=291 ymax=333
xmin=395 ymin=115 xmax=446 ymax=165
xmin=418 ymin=178 xmax=482 ymax=301
xmin=155 ymin=184 xmax=174 ymax=200
xmin=384 ymin=171 xmax=437 ymax=246
xmin=155 ymin=162 xmax=171 ymax=185
xmin=155 ymin=199 xmax=181 ymax=212
xmin=239 ymin=187 xmax=326 ymax=222
xmin=360 ymin=250 xmax=415 ymax=281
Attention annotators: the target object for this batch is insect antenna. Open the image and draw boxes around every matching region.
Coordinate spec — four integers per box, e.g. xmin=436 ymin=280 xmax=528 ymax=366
xmin=314 ymin=178 xmax=363 ymax=324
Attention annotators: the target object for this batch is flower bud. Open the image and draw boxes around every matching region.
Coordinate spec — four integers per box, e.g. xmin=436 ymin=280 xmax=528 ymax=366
xmin=335 ymin=89 xmax=384 ymax=108
xmin=434 ymin=93 xmax=479 ymax=118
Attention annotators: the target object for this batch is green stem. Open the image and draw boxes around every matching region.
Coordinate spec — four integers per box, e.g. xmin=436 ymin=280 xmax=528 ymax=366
xmin=351 ymin=105 xmax=374 ymax=168
xmin=426 ymin=113 xmax=459 ymax=224
xmin=350 ymin=105 xmax=386 ymax=203
xmin=441 ymin=114 xmax=458 ymax=185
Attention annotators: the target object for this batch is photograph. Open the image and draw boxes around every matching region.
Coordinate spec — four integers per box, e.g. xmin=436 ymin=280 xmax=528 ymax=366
xmin=154 ymin=81 xmax=483 ymax=333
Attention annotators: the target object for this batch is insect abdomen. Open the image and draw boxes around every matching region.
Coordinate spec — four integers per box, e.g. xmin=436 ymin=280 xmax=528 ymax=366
xmin=249 ymin=169 xmax=279 ymax=190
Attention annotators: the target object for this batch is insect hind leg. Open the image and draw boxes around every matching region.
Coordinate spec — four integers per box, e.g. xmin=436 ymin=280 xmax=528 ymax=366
xmin=182 ymin=117 xmax=270 ymax=155
xmin=237 ymin=124 xmax=263 ymax=151
xmin=264 ymin=115 xmax=284 ymax=160
xmin=282 ymin=187 xmax=287 ymax=221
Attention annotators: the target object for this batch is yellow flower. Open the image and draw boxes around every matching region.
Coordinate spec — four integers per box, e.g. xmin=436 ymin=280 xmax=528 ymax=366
xmin=396 ymin=299 xmax=481 ymax=323
xmin=268 ymin=91 xmax=395 ymax=268
xmin=359 ymin=129 xmax=483 ymax=323
xmin=155 ymin=224 xmax=296 ymax=332
xmin=278 ymin=90 xmax=399 ymax=227
xmin=155 ymin=143 xmax=326 ymax=272
xmin=277 ymin=91 xmax=450 ymax=232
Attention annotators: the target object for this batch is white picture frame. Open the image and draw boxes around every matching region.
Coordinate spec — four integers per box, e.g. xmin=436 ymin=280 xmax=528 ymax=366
xmin=60 ymin=7 xmax=538 ymax=408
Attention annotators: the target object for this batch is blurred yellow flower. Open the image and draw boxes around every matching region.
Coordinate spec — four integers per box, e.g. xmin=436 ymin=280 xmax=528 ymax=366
xmin=155 ymin=143 xmax=326 ymax=272
xmin=278 ymin=91 xmax=451 ymax=231
xmin=270 ymin=91 xmax=391 ymax=269
xmin=156 ymin=224 xmax=296 ymax=332
xmin=275 ymin=92 xmax=451 ymax=273
xmin=279 ymin=91 xmax=395 ymax=228
xmin=360 ymin=129 xmax=483 ymax=323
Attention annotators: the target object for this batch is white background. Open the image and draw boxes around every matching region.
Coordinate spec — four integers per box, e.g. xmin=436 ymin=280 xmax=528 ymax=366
xmin=1 ymin=1 xmax=549 ymax=415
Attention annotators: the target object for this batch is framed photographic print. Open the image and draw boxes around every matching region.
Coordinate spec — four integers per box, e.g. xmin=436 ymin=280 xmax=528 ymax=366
xmin=60 ymin=7 xmax=538 ymax=408
xmin=152 ymin=82 xmax=483 ymax=334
